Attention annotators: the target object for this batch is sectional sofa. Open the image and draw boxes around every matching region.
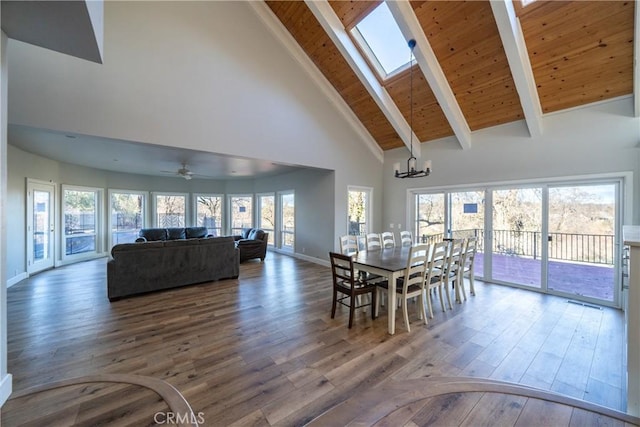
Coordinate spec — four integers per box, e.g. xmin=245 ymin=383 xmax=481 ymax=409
xmin=107 ymin=227 xmax=239 ymax=300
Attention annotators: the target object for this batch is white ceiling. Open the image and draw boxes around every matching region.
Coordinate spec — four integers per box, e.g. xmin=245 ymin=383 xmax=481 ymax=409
xmin=8 ymin=124 xmax=306 ymax=180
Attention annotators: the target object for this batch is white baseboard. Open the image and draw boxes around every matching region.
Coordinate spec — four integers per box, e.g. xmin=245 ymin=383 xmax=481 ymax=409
xmin=291 ymin=252 xmax=329 ymax=267
xmin=0 ymin=373 xmax=12 ymax=407
xmin=7 ymin=272 xmax=27 ymax=288
xmin=269 ymin=248 xmax=329 ymax=267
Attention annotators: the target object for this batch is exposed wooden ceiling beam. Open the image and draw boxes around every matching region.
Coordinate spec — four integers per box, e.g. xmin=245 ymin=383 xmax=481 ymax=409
xmin=491 ymin=0 xmax=543 ymax=137
xmin=249 ymin=1 xmax=384 ymax=162
xmin=387 ymin=0 xmax=472 ymax=150
xmin=634 ymin=0 xmax=640 ymax=117
xmin=304 ymin=0 xmax=422 ymax=157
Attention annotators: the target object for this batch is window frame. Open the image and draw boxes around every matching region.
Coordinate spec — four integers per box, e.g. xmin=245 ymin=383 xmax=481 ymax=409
xmin=108 ymin=189 xmax=147 ymax=249
xmin=347 ymin=186 xmax=372 ymax=237
xmin=257 ymin=192 xmax=276 ymax=246
xmin=278 ymin=190 xmax=295 ymax=252
xmin=193 ymin=193 xmax=224 ymax=237
xmin=152 ymin=192 xmax=189 ymax=228
xmin=61 ymin=184 xmax=104 ymax=262
xmin=227 ymin=194 xmax=254 ymax=236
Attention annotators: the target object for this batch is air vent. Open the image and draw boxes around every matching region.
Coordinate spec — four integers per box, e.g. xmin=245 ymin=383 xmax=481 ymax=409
xmin=567 ymin=299 xmax=602 ymax=310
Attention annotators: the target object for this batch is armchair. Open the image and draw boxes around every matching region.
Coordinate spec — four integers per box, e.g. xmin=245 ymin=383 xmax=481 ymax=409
xmin=234 ymin=228 xmax=269 ymax=262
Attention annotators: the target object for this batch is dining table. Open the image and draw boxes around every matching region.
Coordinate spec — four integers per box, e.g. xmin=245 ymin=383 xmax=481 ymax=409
xmin=353 ymin=245 xmax=412 ymax=335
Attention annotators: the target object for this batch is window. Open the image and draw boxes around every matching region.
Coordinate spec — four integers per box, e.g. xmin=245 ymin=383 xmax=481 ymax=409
xmin=280 ymin=191 xmax=294 ymax=251
xmin=229 ymin=195 xmax=253 ymax=235
xmin=348 ymin=187 xmax=371 ymax=237
xmin=63 ymin=186 xmax=101 ymax=257
xmin=258 ymin=193 xmax=275 ymax=245
xmin=154 ymin=193 xmax=187 ymax=227
xmin=414 ymin=193 xmax=445 ymax=243
xmin=110 ymin=190 xmax=145 ymax=246
xmin=195 ymin=194 xmax=223 ymax=237
xmin=351 ymin=2 xmax=411 ymax=79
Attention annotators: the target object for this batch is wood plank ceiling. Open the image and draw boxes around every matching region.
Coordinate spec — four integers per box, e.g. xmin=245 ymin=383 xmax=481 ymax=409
xmin=265 ymin=0 xmax=636 ymax=152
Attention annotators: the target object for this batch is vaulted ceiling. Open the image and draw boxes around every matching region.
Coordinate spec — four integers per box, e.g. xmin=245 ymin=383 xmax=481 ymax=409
xmin=260 ymin=0 xmax=638 ymax=155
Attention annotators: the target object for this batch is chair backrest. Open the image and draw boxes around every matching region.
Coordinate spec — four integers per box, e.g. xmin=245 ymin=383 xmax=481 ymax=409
xmin=329 ymin=252 xmax=356 ymax=289
xmin=381 ymin=231 xmax=395 ymax=248
xmin=400 ymin=230 xmax=413 ymax=247
xmin=445 ymin=239 xmax=465 ymax=275
xmin=426 ymin=240 xmax=448 ymax=285
xmin=366 ymin=233 xmax=382 ymax=250
xmin=339 ymin=235 xmax=358 ymax=256
xmin=462 ymin=237 xmax=477 ymax=270
xmin=400 ymin=244 xmax=430 ymax=294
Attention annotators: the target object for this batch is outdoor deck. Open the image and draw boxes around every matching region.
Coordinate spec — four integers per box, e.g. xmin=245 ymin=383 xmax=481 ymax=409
xmin=475 ymin=253 xmax=615 ymax=302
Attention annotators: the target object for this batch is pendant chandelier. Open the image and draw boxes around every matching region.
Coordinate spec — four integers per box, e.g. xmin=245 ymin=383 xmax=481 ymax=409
xmin=394 ymin=39 xmax=432 ymax=179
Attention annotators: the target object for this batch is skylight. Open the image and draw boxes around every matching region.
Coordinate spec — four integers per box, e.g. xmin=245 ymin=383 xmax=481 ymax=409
xmin=352 ymin=2 xmax=412 ymax=78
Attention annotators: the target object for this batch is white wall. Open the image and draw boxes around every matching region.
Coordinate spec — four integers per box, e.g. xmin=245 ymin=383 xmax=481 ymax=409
xmin=383 ymin=97 xmax=640 ymax=228
xmin=5 ymin=1 xmax=383 ymax=243
xmin=0 ymin=28 xmax=12 ymax=406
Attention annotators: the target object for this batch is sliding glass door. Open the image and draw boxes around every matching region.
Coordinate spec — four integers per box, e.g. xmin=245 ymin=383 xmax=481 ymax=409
xmin=547 ymin=184 xmax=617 ymax=302
xmin=412 ymin=178 xmax=621 ymax=306
xmin=491 ymin=188 xmax=542 ymax=289
xmin=449 ymin=191 xmax=485 ymax=277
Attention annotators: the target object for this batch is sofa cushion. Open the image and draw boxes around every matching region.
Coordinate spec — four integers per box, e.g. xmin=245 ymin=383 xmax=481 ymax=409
xmin=241 ymin=228 xmax=253 ymax=239
xmin=138 ymin=228 xmax=168 ymax=242
xmin=186 ymin=226 xmax=208 ymax=239
xmin=246 ymin=228 xmax=266 ymax=241
xmin=167 ymin=228 xmax=186 ymax=240
xmin=112 ymin=241 xmax=164 ymax=257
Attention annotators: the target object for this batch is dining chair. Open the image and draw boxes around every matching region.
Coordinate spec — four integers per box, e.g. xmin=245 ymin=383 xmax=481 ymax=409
xmin=400 ymin=230 xmax=413 ymax=247
xmin=366 ymin=233 xmax=382 ymax=250
xmin=445 ymin=239 xmax=465 ymax=303
xmin=329 ymin=252 xmax=378 ymax=328
xmin=459 ymin=237 xmax=478 ymax=297
xmin=375 ymin=244 xmax=430 ymax=332
xmin=381 ymin=231 xmax=396 ymax=248
xmin=424 ymin=240 xmax=451 ymax=318
xmin=339 ymin=234 xmax=358 ymax=256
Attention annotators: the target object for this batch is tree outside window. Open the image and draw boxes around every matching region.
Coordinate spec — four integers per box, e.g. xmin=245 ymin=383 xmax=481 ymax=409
xmin=111 ymin=192 xmax=143 ymax=245
xmin=156 ymin=194 xmax=186 ymax=227
xmin=64 ymin=189 xmax=97 ymax=255
xmin=196 ymin=195 xmax=222 ymax=236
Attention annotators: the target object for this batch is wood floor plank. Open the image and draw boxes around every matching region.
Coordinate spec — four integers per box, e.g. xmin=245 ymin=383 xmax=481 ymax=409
xmin=459 ymin=393 xmax=528 ymax=426
xmin=515 ymin=398 xmax=573 ymax=426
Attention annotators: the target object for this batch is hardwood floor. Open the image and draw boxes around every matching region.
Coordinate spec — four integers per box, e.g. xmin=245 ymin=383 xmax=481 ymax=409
xmin=2 ymin=253 xmax=632 ymax=426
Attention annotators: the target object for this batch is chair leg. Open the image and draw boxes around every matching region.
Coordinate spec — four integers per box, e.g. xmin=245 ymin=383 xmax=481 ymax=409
xmin=443 ymin=281 xmax=453 ymax=310
xmin=371 ymin=289 xmax=377 ymax=320
xmin=426 ymin=288 xmax=434 ymax=318
xmin=458 ymin=272 xmax=467 ymax=302
xmin=402 ymin=296 xmax=410 ymax=333
xmin=469 ymin=268 xmax=476 ymax=296
xmin=331 ymin=290 xmax=337 ymax=318
xmin=420 ymin=292 xmax=428 ymax=325
xmin=348 ymin=295 xmax=355 ymax=329
xmin=437 ymin=285 xmax=446 ymax=312
xmin=453 ymin=277 xmax=462 ymax=304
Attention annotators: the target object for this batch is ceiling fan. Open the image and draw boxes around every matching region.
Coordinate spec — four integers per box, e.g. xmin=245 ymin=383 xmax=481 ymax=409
xmin=161 ymin=162 xmax=194 ymax=180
